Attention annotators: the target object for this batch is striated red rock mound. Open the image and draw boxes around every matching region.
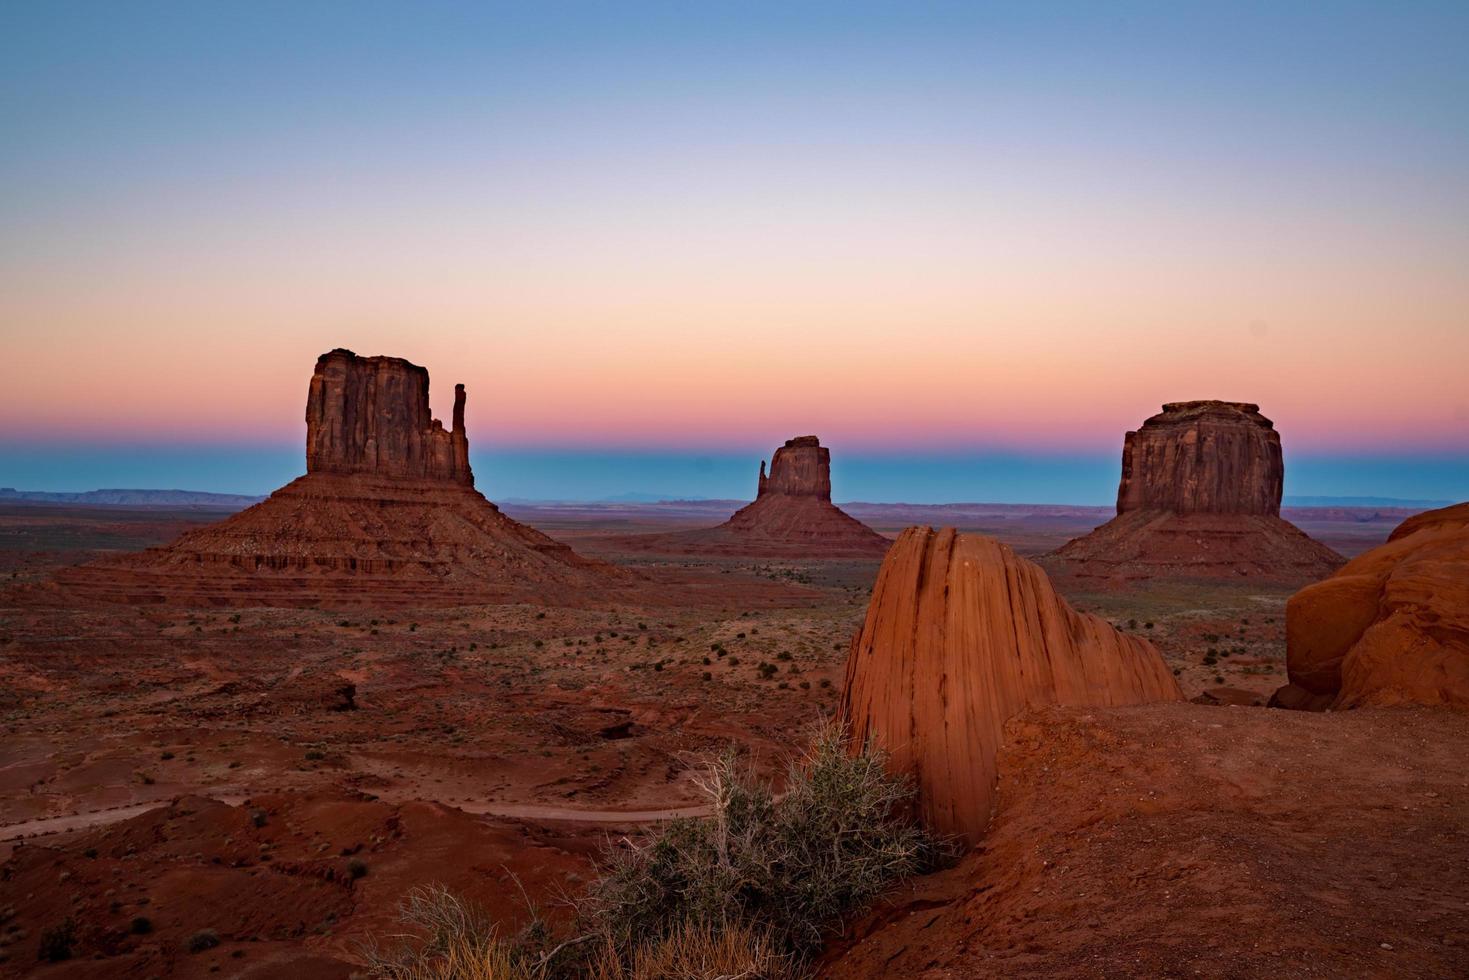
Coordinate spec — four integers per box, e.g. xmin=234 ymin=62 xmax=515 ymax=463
xmin=1050 ymin=400 xmax=1342 ymax=583
xmin=58 ymin=349 xmax=623 ymax=607
xmin=617 ymin=436 xmax=890 ymax=558
xmin=1273 ymin=501 xmax=1469 ymax=711
xmin=841 ymin=527 xmax=1180 ymax=843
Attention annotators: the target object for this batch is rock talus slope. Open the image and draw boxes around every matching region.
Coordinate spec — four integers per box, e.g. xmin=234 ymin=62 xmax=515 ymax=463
xmin=1051 ymin=400 xmax=1341 ymax=582
xmin=59 ymin=349 xmax=622 ymax=606
xmin=1274 ymin=501 xmax=1469 ymax=710
xmin=842 ymin=526 xmax=1180 ymax=842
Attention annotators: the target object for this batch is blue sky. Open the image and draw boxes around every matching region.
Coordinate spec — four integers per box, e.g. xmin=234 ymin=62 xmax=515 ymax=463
xmin=3 ymin=2 xmax=1466 ymax=502
xmin=2 ymin=443 xmax=1464 ymax=505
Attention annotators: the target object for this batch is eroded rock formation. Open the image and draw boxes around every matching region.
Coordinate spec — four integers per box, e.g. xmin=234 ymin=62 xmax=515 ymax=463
xmin=60 ymin=349 xmax=622 ymax=606
xmin=305 ymin=349 xmax=471 ymax=484
xmin=757 ymin=435 xmax=831 ymax=498
xmin=842 ymin=527 xmax=1181 ymax=843
xmin=1272 ymin=501 xmax=1469 ymax=711
xmin=619 ymin=435 xmax=890 ymax=558
xmin=1117 ymin=401 xmax=1282 ymax=515
xmin=1050 ymin=401 xmax=1342 ymax=582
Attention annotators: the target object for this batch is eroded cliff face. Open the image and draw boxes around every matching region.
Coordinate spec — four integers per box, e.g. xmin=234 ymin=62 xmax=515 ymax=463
xmin=305 ymin=349 xmax=471 ymax=485
xmin=1117 ymin=401 xmax=1282 ymax=516
xmin=1274 ymin=501 xmax=1469 ymax=711
xmin=757 ymin=436 xmax=832 ymax=500
xmin=842 ymin=527 xmax=1181 ymax=843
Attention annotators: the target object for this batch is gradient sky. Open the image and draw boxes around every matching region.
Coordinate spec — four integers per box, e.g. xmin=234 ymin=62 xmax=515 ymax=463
xmin=2 ymin=2 xmax=1466 ymax=502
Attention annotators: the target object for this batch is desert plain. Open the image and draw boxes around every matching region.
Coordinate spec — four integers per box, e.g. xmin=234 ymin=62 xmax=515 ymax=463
xmin=2 ymin=491 xmax=1466 ymax=978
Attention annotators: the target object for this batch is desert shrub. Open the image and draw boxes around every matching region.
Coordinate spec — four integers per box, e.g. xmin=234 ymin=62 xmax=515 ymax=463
xmin=38 ymin=918 xmax=76 ymax=962
xmin=130 ymin=916 xmax=153 ymax=935
xmin=582 ymin=722 xmax=937 ymax=958
xmin=360 ymin=728 xmax=933 ymax=977
xmin=187 ymin=929 xmax=220 ymax=953
xmin=359 ymin=884 xmax=547 ymax=980
xmin=349 ymin=858 xmax=370 ymax=879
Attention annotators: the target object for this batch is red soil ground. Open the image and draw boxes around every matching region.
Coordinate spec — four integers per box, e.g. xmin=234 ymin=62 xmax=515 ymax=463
xmin=1 ymin=501 xmax=1458 ymax=977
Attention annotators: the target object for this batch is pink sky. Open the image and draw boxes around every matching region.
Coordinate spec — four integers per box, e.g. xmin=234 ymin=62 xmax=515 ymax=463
xmin=3 ymin=2 xmax=1467 ymax=457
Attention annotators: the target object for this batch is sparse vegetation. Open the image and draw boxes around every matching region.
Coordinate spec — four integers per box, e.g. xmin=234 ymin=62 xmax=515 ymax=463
xmin=361 ymin=725 xmax=935 ymax=977
xmin=187 ymin=928 xmax=220 ymax=953
xmin=582 ymin=723 xmax=937 ymax=959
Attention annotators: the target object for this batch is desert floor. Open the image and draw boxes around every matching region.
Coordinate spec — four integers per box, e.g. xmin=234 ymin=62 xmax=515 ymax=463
xmin=1 ymin=502 xmax=1464 ymax=978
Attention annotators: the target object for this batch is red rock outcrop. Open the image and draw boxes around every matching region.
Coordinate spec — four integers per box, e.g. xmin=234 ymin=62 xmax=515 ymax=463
xmin=842 ymin=526 xmax=1181 ymax=843
xmin=1272 ymin=501 xmax=1469 ymax=711
xmin=305 ymin=349 xmax=471 ymax=484
xmin=59 ymin=349 xmax=623 ymax=607
xmin=1050 ymin=401 xmax=1342 ymax=582
xmin=1116 ymin=401 xmax=1282 ymax=515
xmin=617 ymin=436 xmax=890 ymax=558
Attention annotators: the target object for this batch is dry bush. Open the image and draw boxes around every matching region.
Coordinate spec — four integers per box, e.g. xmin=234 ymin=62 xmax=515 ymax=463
xmin=360 ymin=725 xmax=934 ymax=978
xmin=582 ymin=721 xmax=937 ymax=957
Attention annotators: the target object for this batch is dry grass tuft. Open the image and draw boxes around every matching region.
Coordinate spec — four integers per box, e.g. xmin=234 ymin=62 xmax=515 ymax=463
xmin=358 ymin=884 xmax=546 ymax=980
xmin=588 ymin=919 xmax=794 ymax=979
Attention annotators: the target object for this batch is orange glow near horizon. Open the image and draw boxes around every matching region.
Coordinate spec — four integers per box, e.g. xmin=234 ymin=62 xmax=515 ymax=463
xmin=3 ymin=3 xmax=1467 ymax=458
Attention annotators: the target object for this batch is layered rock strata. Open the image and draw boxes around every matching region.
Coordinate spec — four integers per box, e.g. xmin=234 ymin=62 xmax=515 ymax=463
xmin=842 ymin=526 xmax=1181 ymax=843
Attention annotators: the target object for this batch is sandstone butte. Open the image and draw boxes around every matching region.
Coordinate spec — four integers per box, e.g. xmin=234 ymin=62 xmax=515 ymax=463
xmin=626 ymin=436 xmax=891 ymax=558
xmin=1273 ymin=501 xmax=1469 ymax=711
xmin=842 ymin=526 xmax=1181 ymax=844
xmin=58 ymin=349 xmax=622 ymax=606
xmin=1050 ymin=400 xmax=1343 ymax=582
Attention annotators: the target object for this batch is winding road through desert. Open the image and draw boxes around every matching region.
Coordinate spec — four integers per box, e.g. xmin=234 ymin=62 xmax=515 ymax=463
xmin=0 ymin=795 xmax=711 ymax=846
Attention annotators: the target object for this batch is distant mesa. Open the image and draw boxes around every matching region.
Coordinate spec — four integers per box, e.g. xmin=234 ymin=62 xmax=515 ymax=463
xmin=617 ymin=436 xmax=890 ymax=558
xmin=59 ymin=349 xmax=622 ymax=606
xmin=1272 ymin=501 xmax=1469 ymax=711
xmin=1049 ymin=400 xmax=1343 ymax=582
xmin=842 ymin=526 xmax=1181 ymax=843
xmin=0 ymin=488 xmax=263 ymax=508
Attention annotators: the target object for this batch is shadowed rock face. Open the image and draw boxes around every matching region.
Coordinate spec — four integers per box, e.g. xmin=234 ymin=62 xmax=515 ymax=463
xmin=843 ymin=527 xmax=1181 ymax=843
xmin=1117 ymin=401 xmax=1282 ymax=516
xmin=1273 ymin=501 xmax=1469 ymax=711
xmin=305 ymin=349 xmax=471 ymax=485
xmin=757 ymin=436 xmax=832 ymax=500
xmin=1049 ymin=401 xmax=1340 ymax=582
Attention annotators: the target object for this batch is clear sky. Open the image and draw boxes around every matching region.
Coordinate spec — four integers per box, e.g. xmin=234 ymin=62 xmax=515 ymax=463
xmin=2 ymin=2 xmax=1466 ymax=502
